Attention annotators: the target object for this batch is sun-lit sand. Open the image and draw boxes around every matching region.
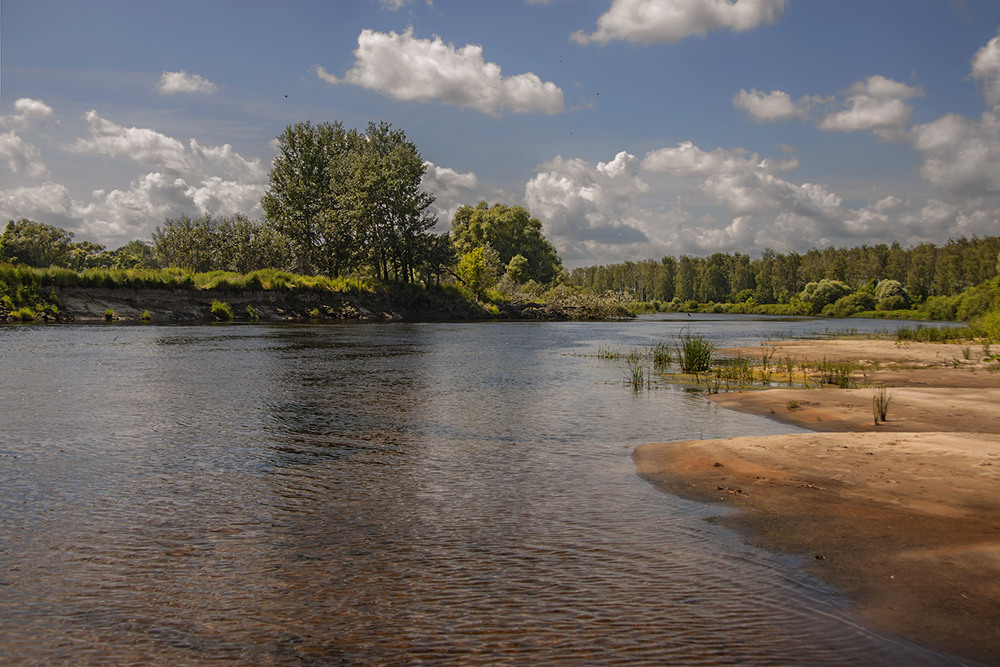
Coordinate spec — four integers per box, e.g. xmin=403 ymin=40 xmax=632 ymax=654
xmin=634 ymin=338 xmax=1000 ymax=664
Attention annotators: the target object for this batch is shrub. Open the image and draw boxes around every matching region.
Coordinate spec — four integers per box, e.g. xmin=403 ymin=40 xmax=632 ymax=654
xmin=823 ymin=291 xmax=877 ymax=317
xmin=103 ymin=308 xmax=116 ymax=321
xmin=245 ymin=304 xmax=259 ymax=321
xmin=875 ymin=280 xmax=911 ymax=310
xmin=211 ymin=299 xmax=233 ymax=321
xmin=139 ymin=310 xmax=152 ymax=321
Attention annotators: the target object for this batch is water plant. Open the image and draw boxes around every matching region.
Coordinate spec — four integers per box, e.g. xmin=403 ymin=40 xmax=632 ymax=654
xmin=677 ymin=332 xmax=713 ymax=373
xmin=650 ymin=342 xmax=672 ymax=368
xmin=624 ymin=351 xmax=647 ymax=391
xmin=211 ymin=299 xmax=233 ymax=321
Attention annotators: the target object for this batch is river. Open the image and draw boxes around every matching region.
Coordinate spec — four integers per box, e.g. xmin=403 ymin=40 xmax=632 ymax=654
xmin=0 ymin=315 xmax=964 ymax=664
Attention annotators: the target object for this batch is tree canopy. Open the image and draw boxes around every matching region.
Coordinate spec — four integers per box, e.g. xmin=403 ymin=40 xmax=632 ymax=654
xmin=262 ymin=120 xmax=439 ymax=282
xmin=451 ymin=202 xmax=562 ymax=284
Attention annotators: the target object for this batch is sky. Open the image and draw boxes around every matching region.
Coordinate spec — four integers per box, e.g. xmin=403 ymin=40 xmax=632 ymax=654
xmin=2 ymin=0 xmax=1000 ymax=268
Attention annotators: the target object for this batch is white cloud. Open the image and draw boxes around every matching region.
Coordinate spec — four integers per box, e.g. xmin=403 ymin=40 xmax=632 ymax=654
xmin=158 ymin=70 xmax=218 ymax=95
xmin=316 ymin=28 xmax=564 ymax=115
xmin=818 ymin=75 xmax=923 ymax=136
xmin=733 ymin=88 xmax=807 ymax=122
xmin=0 ymin=131 xmax=49 ymax=178
xmin=421 ymin=160 xmax=484 ymax=228
xmin=970 ymin=29 xmax=1000 ymax=105
xmin=2 ymin=97 xmax=57 ymax=130
xmin=571 ymin=0 xmax=787 ymax=45
xmin=71 ymin=110 xmax=192 ymax=172
xmin=525 ymin=151 xmax=654 ymax=262
xmin=2 ymin=109 xmax=268 ymax=247
xmin=910 ymin=107 xmax=1000 ymax=196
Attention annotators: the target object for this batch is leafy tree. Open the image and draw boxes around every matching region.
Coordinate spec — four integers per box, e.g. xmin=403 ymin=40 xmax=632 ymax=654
xmin=451 ymin=202 xmax=561 ymax=284
xmin=262 ymin=121 xmax=355 ymax=276
xmin=455 ymin=245 xmax=501 ymax=296
xmin=875 ymin=279 xmax=911 ymax=310
xmin=113 ymin=240 xmax=158 ymax=269
xmin=1 ymin=219 xmax=75 ymax=267
xmin=505 ymin=254 xmax=531 ymax=283
xmin=799 ymin=279 xmax=852 ymax=312
xmin=152 ymin=214 xmax=219 ymax=272
xmin=344 ymin=121 xmax=438 ymax=282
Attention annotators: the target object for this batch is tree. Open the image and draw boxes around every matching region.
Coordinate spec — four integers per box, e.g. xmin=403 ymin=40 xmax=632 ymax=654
xmin=262 ymin=121 xmax=354 ymax=276
xmin=451 ymin=202 xmax=561 ymax=284
xmin=1 ymin=219 xmax=75 ymax=267
xmin=455 ymin=245 xmax=501 ymax=296
xmin=263 ymin=120 xmax=438 ymax=282
xmin=152 ymin=214 xmax=219 ymax=272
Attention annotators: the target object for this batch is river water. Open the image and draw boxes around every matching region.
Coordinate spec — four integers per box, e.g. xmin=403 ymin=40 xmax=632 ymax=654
xmin=0 ymin=315 xmax=964 ymax=664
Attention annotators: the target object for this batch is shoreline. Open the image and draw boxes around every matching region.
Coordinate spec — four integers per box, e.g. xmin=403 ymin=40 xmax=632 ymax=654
xmin=634 ymin=339 xmax=1000 ymax=664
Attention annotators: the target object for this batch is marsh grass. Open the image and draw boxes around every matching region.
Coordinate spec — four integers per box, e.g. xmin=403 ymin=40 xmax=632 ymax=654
xmin=650 ymin=342 xmax=672 ymax=368
xmin=813 ymin=358 xmax=856 ymax=388
xmin=624 ymin=350 xmax=647 ymax=391
xmin=677 ymin=332 xmax=714 ymax=373
xmin=872 ymin=385 xmax=893 ymax=424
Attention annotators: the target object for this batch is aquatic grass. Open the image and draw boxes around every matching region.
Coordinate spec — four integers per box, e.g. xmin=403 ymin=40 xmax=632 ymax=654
xmin=595 ymin=344 xmax=621 ymax=360
xmin=677 ymin=332 xmax=714 ymax=373
xmin=624 ymin=350 xmax=647 ymax=391
xmin=650 ymin=342 xmax=672 ymax=368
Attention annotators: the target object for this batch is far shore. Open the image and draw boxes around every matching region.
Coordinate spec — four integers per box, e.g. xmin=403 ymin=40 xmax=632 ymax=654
xmin=634 ymin=338 xmax=1000 ymax=664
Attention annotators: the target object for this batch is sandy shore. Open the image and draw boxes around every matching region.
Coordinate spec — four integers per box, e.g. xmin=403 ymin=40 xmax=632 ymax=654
xmin=634 ymin=338 xmax=1000 ymax=664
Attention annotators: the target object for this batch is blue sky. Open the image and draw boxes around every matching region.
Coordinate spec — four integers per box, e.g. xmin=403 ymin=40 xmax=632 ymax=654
xmin=3 ymin=0 xmax=1000 ymax=267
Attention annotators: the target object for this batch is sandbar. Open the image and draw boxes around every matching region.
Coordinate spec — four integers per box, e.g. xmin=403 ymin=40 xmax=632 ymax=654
xmin=634 ymin=338 xmax=1000 ymax=664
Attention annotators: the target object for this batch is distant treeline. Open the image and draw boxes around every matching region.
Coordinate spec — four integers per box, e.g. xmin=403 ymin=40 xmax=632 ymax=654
xmin=570 ymin=237 xmax=1000 ymax=307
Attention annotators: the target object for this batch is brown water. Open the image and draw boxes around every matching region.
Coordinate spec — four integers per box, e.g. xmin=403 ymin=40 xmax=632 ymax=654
xmin=0 ymin=316 xmax=964 ymax=664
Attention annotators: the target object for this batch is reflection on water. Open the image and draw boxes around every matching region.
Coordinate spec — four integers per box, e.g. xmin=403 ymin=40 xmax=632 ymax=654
xmin=0 ymin=316 xmax=962 ymax=664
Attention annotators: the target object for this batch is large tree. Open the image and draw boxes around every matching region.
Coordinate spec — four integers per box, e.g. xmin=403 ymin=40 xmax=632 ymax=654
xmin=262 ymin=121 xmax=354 ymax=276
xmin=262 ymin=120 xmax=439 ymax=282
xmin=450 ymin=202 xmax=561 ymax=284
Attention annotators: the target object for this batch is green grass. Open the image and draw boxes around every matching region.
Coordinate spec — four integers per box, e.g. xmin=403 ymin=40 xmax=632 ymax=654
xmin=211 ymin=299 xmax=234 ymax=321
xmin=677 ymin=333 xmax=714 ymax=373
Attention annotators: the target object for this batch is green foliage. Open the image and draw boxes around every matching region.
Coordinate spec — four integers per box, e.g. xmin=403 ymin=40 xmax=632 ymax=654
xmin=0 ymin=219 xmax=114 ymax=270
xmin=875 ymin=279 xmax=910 ymax=310
xmin=451 ymin=202 xmax=562 ymax=284
xmin=104 ymin=308 xmax=116 ymax=321
xmin=505 ymin=253 xmax=531 ymax=283
xmin=677 ymin=333 xmax=714 ymax=373
xmin=245 ymin=304 xmax=259 ymax=322
xmin=800 ymin=279 xmax=852 ymax=313
xmin=823 ymin=291 xmax=877 ymax=317
xmin=973 ymin=309 xmax=1000 ymax=341
xmin=455 ymin=246 xmax=501 ymax=296
xmin=11 ymin=306 xmax=36 ymax=322
xmin=139 ymin=310 xmax=152 ymax=321
xmin=211 ymin=299 xmax=234 ymax=321
xmin=262 ymin=120 xmax=440 ymax=282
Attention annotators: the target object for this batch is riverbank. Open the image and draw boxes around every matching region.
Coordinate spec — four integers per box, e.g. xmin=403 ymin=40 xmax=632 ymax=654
xmin=634 ymin=338 xmax=1000 ymax=665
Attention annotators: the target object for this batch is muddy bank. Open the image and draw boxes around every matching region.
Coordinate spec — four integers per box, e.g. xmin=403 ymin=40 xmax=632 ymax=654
xmin=44 ymin=285 xmax=565 ymax=323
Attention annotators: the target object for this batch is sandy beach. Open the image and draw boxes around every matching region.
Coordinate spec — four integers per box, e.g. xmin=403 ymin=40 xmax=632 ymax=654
xmin=634 ymin=338 xmax=1000 ymax=664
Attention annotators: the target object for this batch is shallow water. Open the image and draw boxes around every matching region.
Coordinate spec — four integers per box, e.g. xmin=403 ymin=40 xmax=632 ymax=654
xmin=0 ymin=315 xmax=964 ymax=664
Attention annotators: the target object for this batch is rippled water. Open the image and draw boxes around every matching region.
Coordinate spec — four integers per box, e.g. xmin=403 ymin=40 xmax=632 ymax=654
xmin=0 ymin=315 xmax=963 ymax=664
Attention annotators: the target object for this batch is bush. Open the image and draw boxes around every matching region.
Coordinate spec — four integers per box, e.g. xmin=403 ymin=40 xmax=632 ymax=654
xmin=800 ymin=279 xmax=852 ymax=312
xmin=824 ymin=292 xmax=877 ymax=317
xmin=875 ymin=280 xmax=910 ymax=310
xmin=211 ymin=299 xmax=233 ymax=321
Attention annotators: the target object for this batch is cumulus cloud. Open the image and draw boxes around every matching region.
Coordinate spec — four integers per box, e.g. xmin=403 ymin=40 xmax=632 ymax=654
xmin=316 ymin=28 xmax=564 ymax=115
xmin=910 ymin=107 xmax=1000 ymax=196
xmin=970 ymin=29 xmax=1000 ymax=105
xmin=2 ymin=97 xmax=57 ymax=130
xmin=1 ymin=108 xmax=268 ymax=247
xmin=158 ymin=70 xmax=218 ymax=95
xmin=571 ymin=0 xmax=787 ymax=45
xmin=818 ymin=75 xmax=923 ymax=136
xmin=525 ymin=151 xmax=655 ymax=262
xmin=421 ymin=161 xmax=484 ymax=228
xmin=733 ymin=89 xmax=809 ymax=122
xmin=0 ymin=131 xmax=49 ymax=178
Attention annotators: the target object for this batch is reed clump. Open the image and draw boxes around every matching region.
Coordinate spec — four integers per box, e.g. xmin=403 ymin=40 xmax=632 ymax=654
xmin=677 ymin=333 xmax=714 ymax=373
xmin=872 ymin=385 xmax=893 ymax=424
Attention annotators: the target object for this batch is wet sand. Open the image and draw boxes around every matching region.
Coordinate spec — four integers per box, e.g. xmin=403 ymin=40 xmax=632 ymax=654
xmin=634 ymin=338 xmax=1000 ymax=664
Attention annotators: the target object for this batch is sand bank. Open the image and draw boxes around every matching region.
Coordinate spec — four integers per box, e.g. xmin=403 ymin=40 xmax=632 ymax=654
xmin=634 ymin=339 xmax=1000 ymax=664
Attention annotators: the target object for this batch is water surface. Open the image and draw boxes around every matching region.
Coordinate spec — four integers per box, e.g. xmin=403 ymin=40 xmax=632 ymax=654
xmin=0 ymin=315 xmax=962 ymax=664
